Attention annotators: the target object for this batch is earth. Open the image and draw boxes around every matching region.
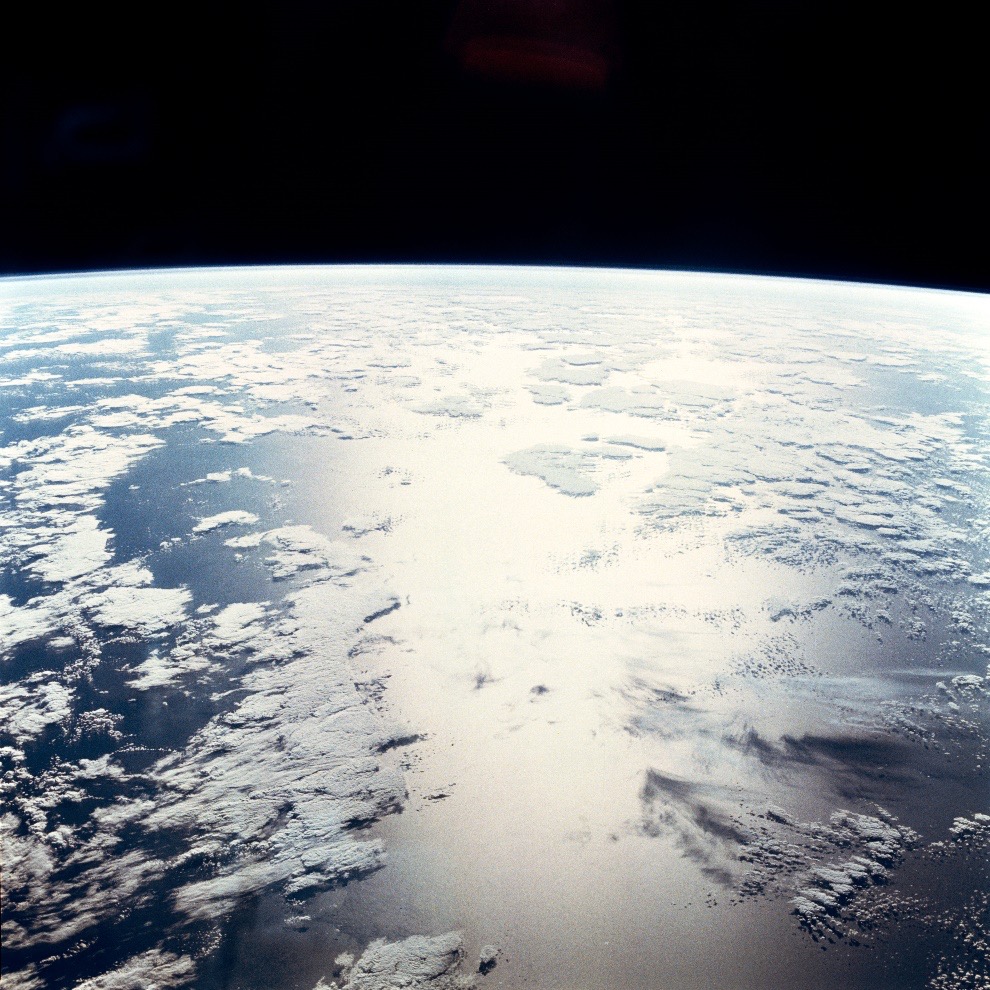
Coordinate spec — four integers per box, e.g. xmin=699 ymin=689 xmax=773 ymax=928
xmin=1 ymin=266 xmax=988 ymax=990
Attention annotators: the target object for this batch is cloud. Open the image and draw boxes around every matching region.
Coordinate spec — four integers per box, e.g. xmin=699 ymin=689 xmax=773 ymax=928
xmin=318 ymin=933 xmax=471 ymax=990
xmin=73 ymin=951 xmax=196 ymax=990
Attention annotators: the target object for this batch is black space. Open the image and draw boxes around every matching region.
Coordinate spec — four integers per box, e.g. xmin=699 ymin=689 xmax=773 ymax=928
xmin=3 ymin=4 xmax=986 ymax=291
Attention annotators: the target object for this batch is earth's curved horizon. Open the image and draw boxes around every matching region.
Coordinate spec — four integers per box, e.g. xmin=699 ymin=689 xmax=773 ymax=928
xmin=1 ymin=266 xmax=988 ymax=990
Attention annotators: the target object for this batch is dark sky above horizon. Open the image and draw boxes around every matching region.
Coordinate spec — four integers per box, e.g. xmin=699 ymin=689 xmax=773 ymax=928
xmin=3 ymin=3 xmax=986 ymax=292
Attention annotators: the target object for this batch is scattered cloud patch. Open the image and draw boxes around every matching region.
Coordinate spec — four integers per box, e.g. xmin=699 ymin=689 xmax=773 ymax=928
xmin=193 ymin=510 xmax=260 ymax=534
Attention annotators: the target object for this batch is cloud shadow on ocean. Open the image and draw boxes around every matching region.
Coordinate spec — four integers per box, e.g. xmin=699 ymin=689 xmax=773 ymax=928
xmin=619 ymin=676 xmax=703 ymax=739
xmin=723 ymin=726 xmax=919 ymax=786
xmin=719 ymin=723 xmax=966 ymax=811
xmin=637 ymin=769 xmax=751 ymax=886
